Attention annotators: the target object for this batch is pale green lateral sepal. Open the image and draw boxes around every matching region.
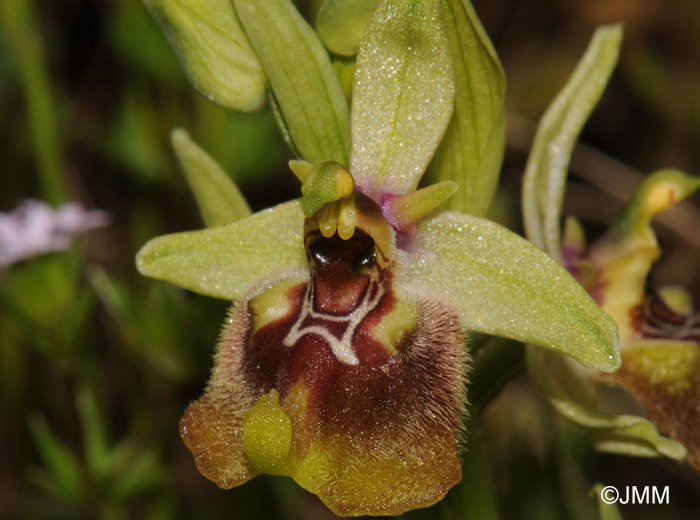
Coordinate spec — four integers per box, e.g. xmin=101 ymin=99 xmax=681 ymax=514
xmin=527 ymin=346 xmax=686 ymax=460
xmin=142 ymin=0 xmax=266 ymax=113
xmin=136 ymin=200 xmax=307 ymax=300
xmin=427 ymin=0 xmax=506 ymax=217
xmin=233 ymin=0 xmax=350 ymax=165
xmin=316 ymin=0 xmax=383 ymax=57
xmin=522 ymin=24 xmax=622 ymax=259
xmin=350 ymin=0 xmax=455 ymax=199
xmin=171 ymin=128 xmax=251 ymax=227
xmin=401 ymin=211 xmax=621 ymax=371
xmin=382 ymin=181 xmax=457 ymax=234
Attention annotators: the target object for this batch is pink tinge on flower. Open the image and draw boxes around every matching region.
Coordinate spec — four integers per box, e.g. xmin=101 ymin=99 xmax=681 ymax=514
xmin=0 ymin=199 xmax=110 ymax=268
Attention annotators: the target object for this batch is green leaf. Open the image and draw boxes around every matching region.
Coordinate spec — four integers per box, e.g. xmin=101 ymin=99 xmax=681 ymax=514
xmin=350 ymin=0 xmax=455 ymax=199
xmin=232 ymin=0 xmax=350 ymax=165
xmin=28 ymin=414 xmax=83 ymax=502
xmin=522 ymin=24 xmax=622 ymax=259
xmin=426 ymin=0 xmax=506 ymax=217
xmin=316 ymin=0 xmax=382 ymax=57
xmin=171 ymin=128 xmax=251 ymax=227
xmin=142 ymin=0 xmax=266 ymax=114
xmin=401 ymin=211 xmax=621 ymax=371
xmin=75 ymin=387 xmax=112 ymax=478
xmin=591 ymin=484 xmax=624 ymax=520
xmin=136 ymin=200 xmax=307 ymax=300
xmin=527 ymin=346 xmax=686 ymax=459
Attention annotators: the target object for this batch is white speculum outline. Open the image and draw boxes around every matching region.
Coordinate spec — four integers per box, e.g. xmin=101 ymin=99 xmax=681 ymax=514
xmin=282 ymin=269 xmax=384 ymax=366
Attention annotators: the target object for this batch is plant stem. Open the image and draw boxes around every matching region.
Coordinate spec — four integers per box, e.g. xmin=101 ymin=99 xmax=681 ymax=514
xmin=0 ymin=0 xmax=67 ymax=205
xmin=468 ymin=336 xmax=525 ymax=412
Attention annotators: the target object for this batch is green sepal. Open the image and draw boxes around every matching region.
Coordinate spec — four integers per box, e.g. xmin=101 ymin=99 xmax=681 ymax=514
xmin=426 ymin=0 xmax=506 ymax=217
xmin=136 ymin=200 xmax=307 ymax=300
xmin=316 ymin=0 xmax=383 ymax=57
xmin=232 ymin=0 xmax=350 ymax=166
xmin=522 ymin=24 xmax=622 ymax=259
xmin=171 ymin=128 xmax=251 ymax=227
xmin=142 ymin=0 xmax=266 ymax=114
xmin=349 ymin=0 xmax=454 ymax=199
xmin=401 ymin=211 xmax=621 ymax=371
xmin=527 ymin=346 xmax=686 ymax=460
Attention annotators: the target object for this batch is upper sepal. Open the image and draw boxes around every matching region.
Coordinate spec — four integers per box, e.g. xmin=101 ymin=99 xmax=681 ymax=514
xmin=349 ymin=0 xmax=455 ymax=199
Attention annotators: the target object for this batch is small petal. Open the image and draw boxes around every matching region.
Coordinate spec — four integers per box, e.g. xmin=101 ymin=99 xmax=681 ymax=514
xmin=381 ymin=181 xmax=458 ymax=235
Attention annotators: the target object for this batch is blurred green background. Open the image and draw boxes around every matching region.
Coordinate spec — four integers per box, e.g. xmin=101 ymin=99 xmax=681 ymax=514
xmin=1 ymin=0 xmax=699 ymax=518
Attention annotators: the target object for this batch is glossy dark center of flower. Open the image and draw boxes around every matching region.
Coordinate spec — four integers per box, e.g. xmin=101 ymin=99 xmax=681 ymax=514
xmin=307 ymin=230 xmax=378 ymax=315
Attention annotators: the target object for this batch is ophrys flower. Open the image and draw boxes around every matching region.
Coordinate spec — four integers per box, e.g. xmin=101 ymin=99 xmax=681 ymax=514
xmin=138 ymin=0 xmax=619 ymax=515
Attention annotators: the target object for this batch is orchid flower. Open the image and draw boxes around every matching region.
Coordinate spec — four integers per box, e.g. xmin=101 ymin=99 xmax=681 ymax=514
xmin=138 ymin=0 xmax=619 ymax=515
xmin=521 ymin=23 xmax=699 ymax=470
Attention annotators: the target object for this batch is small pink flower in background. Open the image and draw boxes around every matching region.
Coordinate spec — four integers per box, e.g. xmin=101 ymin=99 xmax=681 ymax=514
xmin=0 ymin=199 xmax=110 ymax=268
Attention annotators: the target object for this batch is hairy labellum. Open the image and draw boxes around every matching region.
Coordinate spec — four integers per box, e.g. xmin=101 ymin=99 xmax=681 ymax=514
xmin=180 ymin=193 xmax=468 ymax=516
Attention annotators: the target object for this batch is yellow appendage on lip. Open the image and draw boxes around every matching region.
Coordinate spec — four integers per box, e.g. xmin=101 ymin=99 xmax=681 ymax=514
xmin=242 ymin=389 xmax=293 ymax=475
